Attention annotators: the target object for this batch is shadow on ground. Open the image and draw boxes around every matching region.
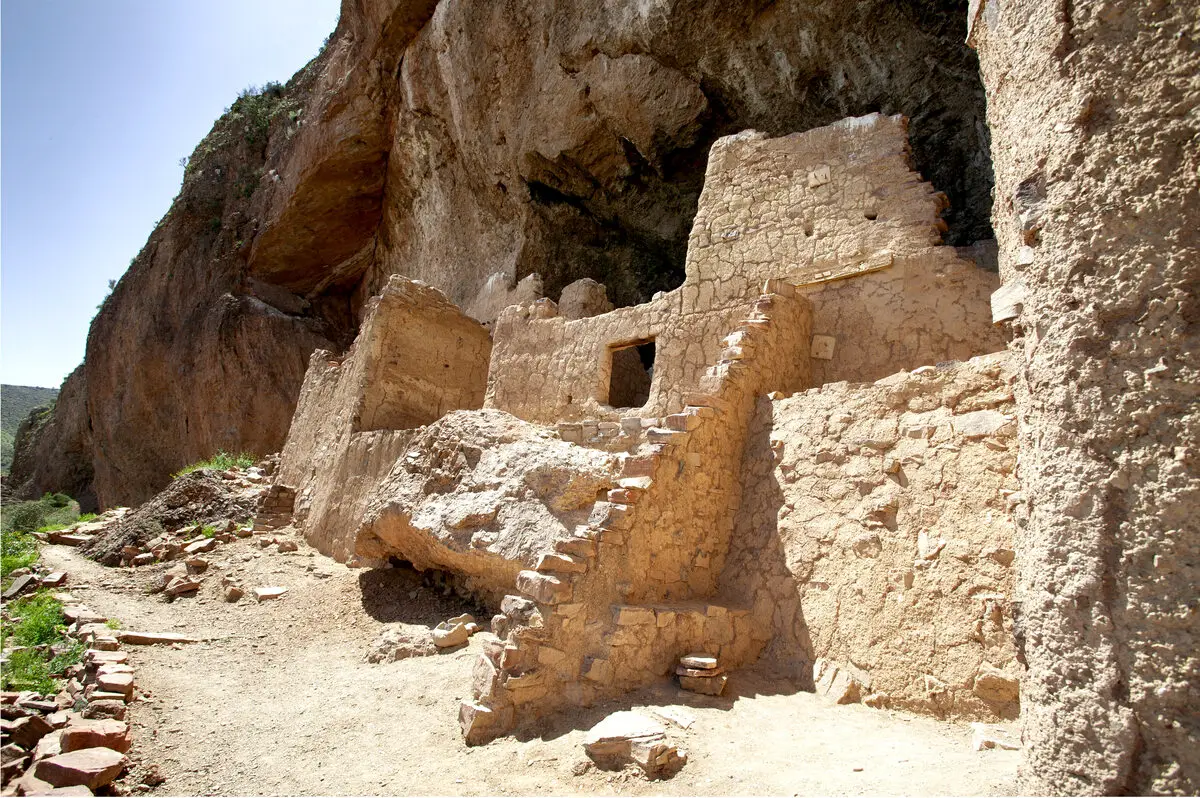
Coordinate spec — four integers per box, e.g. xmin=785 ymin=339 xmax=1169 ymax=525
xmin=357 ymin=565 xmax=489 ymax=625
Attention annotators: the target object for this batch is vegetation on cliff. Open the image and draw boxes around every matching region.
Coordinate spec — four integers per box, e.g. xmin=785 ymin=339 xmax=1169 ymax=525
xmin=1 ymin=384 xmax=58 ymax=473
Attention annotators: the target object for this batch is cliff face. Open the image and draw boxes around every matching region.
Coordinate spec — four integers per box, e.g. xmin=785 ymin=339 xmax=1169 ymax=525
xmin=17 ymin=0 xmax=990 ymax=505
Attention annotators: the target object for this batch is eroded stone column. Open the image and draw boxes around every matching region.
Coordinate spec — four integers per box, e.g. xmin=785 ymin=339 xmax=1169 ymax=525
xmin=971 ymin=0 xmax=1198 ymax=793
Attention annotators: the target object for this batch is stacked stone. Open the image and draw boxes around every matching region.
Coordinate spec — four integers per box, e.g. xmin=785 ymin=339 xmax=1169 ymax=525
xmin=1 ymin=603 xmax=136 ymax=794
xmin=252 ymin=485 xmax=296 ymax=532
xmin=676 ymin=653 xmax=727 ymax=696
xmin=461 ymin=281 xmax=805 ymax=745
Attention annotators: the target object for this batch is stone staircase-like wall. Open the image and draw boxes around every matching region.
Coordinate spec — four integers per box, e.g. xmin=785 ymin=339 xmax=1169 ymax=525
xmin=460 ymin=279 xmax=813 ymax=743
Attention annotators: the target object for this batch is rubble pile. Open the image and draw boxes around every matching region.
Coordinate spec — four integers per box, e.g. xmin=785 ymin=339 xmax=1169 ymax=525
xmin=81 ymin=468 xmax=267 ymax=566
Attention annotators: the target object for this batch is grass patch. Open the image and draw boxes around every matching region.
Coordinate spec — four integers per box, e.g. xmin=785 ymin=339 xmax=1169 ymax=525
xmin=174 ymin=449 xmax=256 ymax=478
xmin=2 ymin=529 xmax=39 ymax=579
xmin=1 ymin=648 xmax=55 ymax=693
xmin=1 ymin=591 xmax=87 ymax=694
xmin=7 ymin=591 xmax=66 ymax=646
xmin=104 ymin=618 xmax=121 ymax=630
xmin=200 ymin=525 xmax=217 ymax=539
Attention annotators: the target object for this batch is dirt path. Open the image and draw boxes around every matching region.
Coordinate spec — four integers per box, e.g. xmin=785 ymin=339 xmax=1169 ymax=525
xmin=41 ymin=539 xmax=1019 ymax=796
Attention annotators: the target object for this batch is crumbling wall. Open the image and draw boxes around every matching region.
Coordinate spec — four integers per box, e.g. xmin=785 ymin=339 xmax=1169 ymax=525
xmin=460 ymin=282 xmax=812 ymax=743
xmin=485 ymin=291 xmax=745 ymax=423
xmin=486 ymin=115 xmax=1004 ymax=428
xmin=685 ymin=115 xmax=1006 ymax=385
xmin=278 ymin=276 xmax=491 ymax=561
xmin=724 ymin=353 xmax=1020 ymax=721
xmin=356 ymin=282 xmax=492 ymax=431
xmin=971 ymin=1 xmax=1200 ymax=793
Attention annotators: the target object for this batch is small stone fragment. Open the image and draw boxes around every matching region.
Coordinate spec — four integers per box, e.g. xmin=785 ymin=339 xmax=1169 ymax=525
xmin=432 ymin=622 xmax=470 ymax=649
xmin=253 ymin=587 xmax=287 ymax=601
xmin=81 ymin=701 xmax=126 ymax=722
xmin=183 ymin=538 xmax=217 ymax=555
xmin=971 ymin=722 xmax=1021 ymax=751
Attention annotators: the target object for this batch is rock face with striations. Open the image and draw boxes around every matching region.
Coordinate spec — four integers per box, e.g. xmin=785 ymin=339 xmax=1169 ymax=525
xmin=15 ymin=0 xmax=992 ymax=507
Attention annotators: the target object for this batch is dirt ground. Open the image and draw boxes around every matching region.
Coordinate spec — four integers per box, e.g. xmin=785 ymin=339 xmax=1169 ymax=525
xmin=40 ymin=535 xmax=1020 ymax=796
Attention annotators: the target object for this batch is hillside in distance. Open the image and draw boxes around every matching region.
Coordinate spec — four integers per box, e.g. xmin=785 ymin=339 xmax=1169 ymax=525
xmin=1 ymin=384 xmax=59 ymax=474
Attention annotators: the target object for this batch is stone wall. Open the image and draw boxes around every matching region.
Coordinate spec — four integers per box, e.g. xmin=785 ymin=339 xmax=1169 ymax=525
xmin=485 ymin=290 xmax=746 ymax=423
xmin=972 ymin=1 xmax=1200 ymax=792
xmin=724 ymin=353 xmax=1019 ymax=721
xmin=278 ymin=276 xmax=491 ymax=561
xmin=460 ymin=281 xmax=814 ymax=743
xmin=486 ymin=115 xmax=1004 ymax=427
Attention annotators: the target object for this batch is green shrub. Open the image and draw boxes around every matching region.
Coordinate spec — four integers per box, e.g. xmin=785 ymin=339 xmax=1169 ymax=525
xmin=2 ymin=495 xmax=81 ymax=534
xmin=4 ymin=501 xmax=47 ymax=533
xmin=42 ymin=493 xmax=71 ymax=508
xmin=174 ymin=449 xmax=256 ymax=477
xmin=201 ymin=525 xmax=216 ymax=539
xmin=1 ymin=529 xmax=38 ymax=578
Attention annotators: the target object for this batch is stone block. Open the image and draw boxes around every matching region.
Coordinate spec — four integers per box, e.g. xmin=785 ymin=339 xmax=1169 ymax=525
xmin=679 ymin=674 xmax=727 ymax=696
xmin=614 ymin=606 xmax=656 ymax=626
xmin=459 ymin=700 xmax=514 ymax=746
xmin=811 ymin=334 xmax=836 ymax=360
xmin=514 ymin=571 xmax=572 ymax=605
xmin=535 ymin=553 xmax=587 ymax=574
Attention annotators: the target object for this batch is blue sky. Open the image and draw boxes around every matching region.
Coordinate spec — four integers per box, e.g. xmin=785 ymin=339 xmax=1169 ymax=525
xmin=1 ymin=0 xmax=341 ymax=388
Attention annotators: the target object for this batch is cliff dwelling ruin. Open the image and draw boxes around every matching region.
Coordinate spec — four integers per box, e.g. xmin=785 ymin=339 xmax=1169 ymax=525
xmin=7 ymin=0 xmax=1196 ymax=795
xmin=273 ymin=111 xmax=1016 ymax=746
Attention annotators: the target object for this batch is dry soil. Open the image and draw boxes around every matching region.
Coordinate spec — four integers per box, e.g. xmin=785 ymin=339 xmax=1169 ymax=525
xmin=40 ymin=535 xmax=1020 ymax=796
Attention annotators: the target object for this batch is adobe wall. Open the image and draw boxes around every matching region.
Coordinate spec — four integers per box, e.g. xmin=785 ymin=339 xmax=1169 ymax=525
xmin=723 ymin=353 xmax=1020 ymax=721
xmin=972 ymin=1 xmax=1199 ymax=793
xmin=485 ymin=115 xmax=1005 ymax=428
xmin=278 ymin=276 xmax=492 ymax=561
xmin=685 ymin=115 xmax=1005 ymax=386
xmin=485 ymin=290 xmax=747 ymax=423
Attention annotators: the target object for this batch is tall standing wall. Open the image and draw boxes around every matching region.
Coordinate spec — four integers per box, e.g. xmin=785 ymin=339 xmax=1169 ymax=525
xmin=971 ymin=1 xmax=1199 ymax=793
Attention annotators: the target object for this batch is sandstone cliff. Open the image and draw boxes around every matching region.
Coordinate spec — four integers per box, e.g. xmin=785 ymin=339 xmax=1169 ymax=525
xmin=14 ymin=0 xmax=991 ymax=507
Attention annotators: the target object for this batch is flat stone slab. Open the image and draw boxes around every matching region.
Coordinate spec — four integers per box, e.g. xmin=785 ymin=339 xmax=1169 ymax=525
xmin=254 ymin=586 xmax=288 ymax=601
xmin=3 ymin=574 xmax=37 ymax=600
xmin=60 ymin=719 xmax=131 ymax=754
xmin=34 ymin=747 xmax=125 ymax=789
xmin=675 ymin=665 xmax=725 ymax=678
xmin=679 ymin=653 xmax=719 ymax=669
xmin=583 ymin=711 xmax=665 ymax=747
